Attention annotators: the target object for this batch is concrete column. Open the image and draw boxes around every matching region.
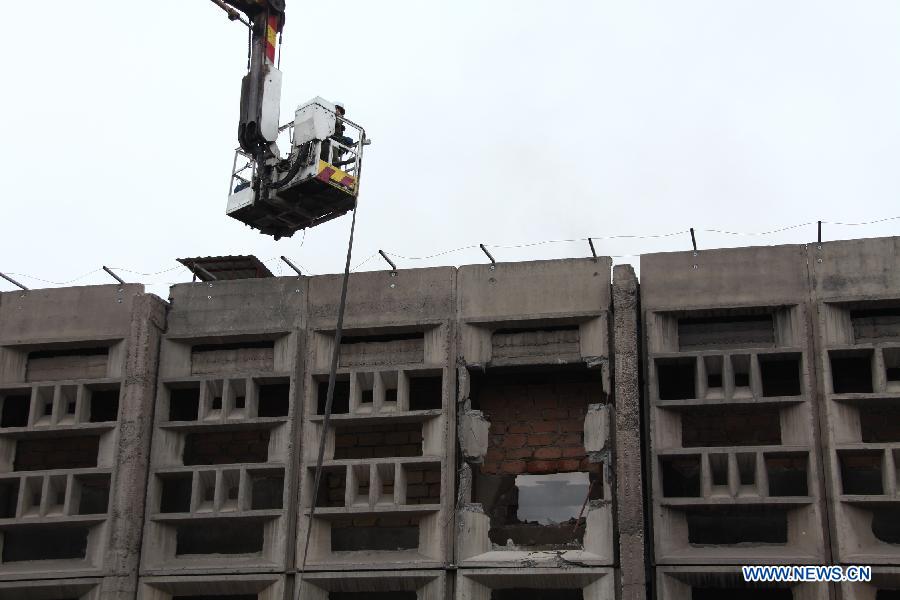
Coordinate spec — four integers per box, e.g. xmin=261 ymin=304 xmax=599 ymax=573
xmin=612 ymin=264 xmax=647 ymax=600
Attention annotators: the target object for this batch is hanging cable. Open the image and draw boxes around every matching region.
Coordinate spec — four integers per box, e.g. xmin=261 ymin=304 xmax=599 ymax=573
xmin=297 ymin=203 xmax=358 ymax=597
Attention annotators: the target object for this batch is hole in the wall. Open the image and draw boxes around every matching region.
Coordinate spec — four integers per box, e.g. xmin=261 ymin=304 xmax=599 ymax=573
xmin=692 ymin=588 xmax=792 ymax=600
xmin=333 ymin=422 xmax=422 ymax=459
xmin=75 ymin=474 xmax=110 ymax=514
xmin=377 ymin=463 xmax=395 ymax=504
xmin=474 ymin=470 xmax=600 ymax=548
xmin=859 ymin=403 xmax=900 ymax=443
xmin=492 ymin=591 xmax=584 ymax=600
xmin=661 ymin=456 xmax=701 ymax=497
xmin=704 ymin=356 xmax=723 ymax=397
xmin=351 ymin=464 xmax=370 ymax=506
xmin=14 ymin=435 xmax=100 ymax=471
xmin=0 ymin=392 xmax=29 ymax=428
xmin=318 ymin=378 xmax=350 ymax=415
xmin=765 ymin=454 xmax=808 ymax=496
xmin=687 ymin=506 xmax=789 ymax=545
xmin=250 ymin=470 xmax=283 ymax=510
xmin=681 ymin=405 xmax=781 ymax=447
xmin=190 ymin=340 xmax=275 ymax=374
xmin=169 ymin=386 xmax=201 ymax=421
xmin=885 ymin=348 xmax=900 ymax=391
xmin=732 ymin=354 xmax=751 ymax=390
xmin=330 ymin=519 xmax=420 ymax=551
xmin=26 ymin=347 xmax=109 ymax=382
xmin=183 ymin=429 xmax=270 ymax=465
xmin=339 ymin=331 xmax=425 ymax=367
xmin=840 ymin=451 xmax=884 ymax=495
xmin=408 ymin=374 xmax=442 ymax=410
xmin=37 ymin=386 xmax=53 ymax=419
xmin=759 ymin=353 xmax=802 ymax=397
xmin=221 ymin=469 xmax=240 ymax=510
xmin=851 ymin=306 xmax=900 ymax=342
xmin=175 ymin=520 xmax=264 ymax=555
xmin=159 ymin=473 xmax=193 ymax=513
xmin=657 ymin=357 xmax=696 ymax=400
xmin=678 ymin=314 xmax=775 ymax=351
xmin=403 ymin=462 xmax=441 ymax=505
xmin=2 ymin=525 xmax=89 ymax=561
xmin=736 ymin=453 xmax=756 ymax=487
xmin=872 ymin=507 xmax=900 ymax=544
xmin=0 ymin=480 xmax=19 ymax=518
xmin=831 ymin=350 xmax=874 ymax=393
xmin=88 ymin=387 xmax=119 ymax=422
xmin=257 ymin=381 xmax=290 ymax=417
xmin=315 ymin=467 xmax=347 ymax=508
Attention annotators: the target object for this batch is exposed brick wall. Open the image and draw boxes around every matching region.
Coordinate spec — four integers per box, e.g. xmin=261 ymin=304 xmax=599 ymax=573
xmin=405 ymin=464 xmax=441 ymax=504
xmin=333 ymin=423 xmax=422 ymax=459
xmin=681 ymin=405 xmax=781 ymax=447
xmin=182 ymin=429 xmax=270 ymax=465
xmin=14 ymin=436 xmax=100 ymax=471
xmin=475 ymin=372 xmax=602 ymax=475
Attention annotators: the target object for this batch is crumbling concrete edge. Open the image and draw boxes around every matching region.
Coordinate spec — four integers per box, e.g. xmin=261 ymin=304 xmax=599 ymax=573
xmin=612 ymin=264 xmax=647 ymax=600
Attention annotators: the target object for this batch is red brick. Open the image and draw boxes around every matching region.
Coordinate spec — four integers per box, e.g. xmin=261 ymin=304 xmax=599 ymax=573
xmin=527 ymin=433 xmax=555 ymax=446
xmin=507 ymin=423 xmax=531 ymax=434
xmin=507 ymin=447 xmax=533 ymax=460
xmin=561 ymin=419 xmax=584 ymax=432
xmin=405 ymin=470 xmax=423 ymax=483
xmin=527 ymin=460 xmax=557 ymax=474
xmin=558 ymin=459 xmax=582 ymax=472
xmin=532 ymin=421 xmax=559 ymax=433
xmin=481 ymin=461 xmax=500 ymax=474
xmin=485 ymin=448 xmax=504 ymax=462
xmin=558 ymin=433 xmax=583 ymax=446
xmin=501 ymin=460 xmax=527 ymax=474
xmin=534 ymin=447 xmax=562 ymax=459
xmin=501 ymin=433 xmax=526 ymax=448
xmin=562 ymin=447 xmax=586 ymax=458
xmin=424 ymin=469 xmax=441 ymax=484
xmin=542 ymin=408 xmax=569 ymax=420
xmin=384 ymin=432 xmax=410 ymax=445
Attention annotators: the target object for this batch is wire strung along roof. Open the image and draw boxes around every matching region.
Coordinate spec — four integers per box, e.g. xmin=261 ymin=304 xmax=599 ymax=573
xmin=177 ymin=255 xmax=274 ymax=281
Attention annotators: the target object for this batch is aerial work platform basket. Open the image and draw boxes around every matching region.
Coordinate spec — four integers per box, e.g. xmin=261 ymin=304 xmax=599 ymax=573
xmin=226 ymin=97 xmax=366 ymax=239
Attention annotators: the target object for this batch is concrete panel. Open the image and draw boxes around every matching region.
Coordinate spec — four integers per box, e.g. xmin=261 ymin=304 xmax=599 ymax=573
xmin=640 ymin=244 xmax=809 ymax=311
xmin=0 ymin=285 xmax=143 ymax=345
xmin=811 ymin=236 xmax=900 ymax=301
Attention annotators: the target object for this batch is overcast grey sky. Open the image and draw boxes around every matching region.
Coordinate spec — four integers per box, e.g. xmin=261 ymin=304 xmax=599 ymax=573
xmin=2 ymin=1 xmax=898 ymax=296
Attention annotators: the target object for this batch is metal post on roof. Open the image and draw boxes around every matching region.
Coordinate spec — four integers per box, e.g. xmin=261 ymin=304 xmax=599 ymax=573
xmin=818 ymin=221 xmax=822 ymax=244
xmin=102 ymin=266 xmax=126 ymax=285
xmin=378 ymin=250 xmax=397 ymax=272
xmin=0 ymin=272 xmax=28 ymax=291
xmin=280 ymin=255 xmax=303 ymax=276
xmin=588 ymin=237 xmax=598 ymax=261
xmin=480 ymin=244 xmax=496 ymax=267
xmin=690 ymin=228 xmax=698 ymax=252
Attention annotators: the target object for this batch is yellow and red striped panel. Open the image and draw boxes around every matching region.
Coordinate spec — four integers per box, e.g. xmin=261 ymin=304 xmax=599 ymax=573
xmin=316 ymin=160 xmax=357 ymax=193
xmin=265 ymin=14 xmax=278 ymax=64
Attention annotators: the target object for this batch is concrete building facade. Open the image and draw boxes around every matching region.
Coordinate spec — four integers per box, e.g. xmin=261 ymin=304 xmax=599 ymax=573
xmin=0 ymin=235 xmax=896 ymax=599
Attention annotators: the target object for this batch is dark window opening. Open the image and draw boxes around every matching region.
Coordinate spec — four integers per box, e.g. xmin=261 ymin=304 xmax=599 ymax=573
xmin=333 ymin=422 xmax=422 ymax=460
xmin=831 ymin=351 xmax=874 ymax=393
xmin=759 ymin=354 xmax=802 ymax=397
xmin=872 ymin=508 xmax=900 ymax=544
xmin=176 ymin=520 xmax=264 ymax=555
xmin=682 ymin=405 xmax=781 ymax=447
xmin=14 ymin=435 xmax=100 ymax=471
xmin=331 ymin=520 xmax=419 ymax=551
xmin=361 ymin=389 xmax=374 ymax=404
xmin=183 ymin=430 xmax=270 ymax=465
xmin=765 ymin=455 xmax=808 ymax=496
xmin=235 ymin=396 xmax=246 ymax=409
xmin=737 ymin=453 xmax=756 ymax=486
xmin=710 ymin=454 xmax=728 ymax=487
xmin=662 ymin=456 xmax=701 ymax=497
xmin=678 ymin=314 xmax=775 ymax=351
xmin=160 ymin=473 xmax=193 ymax=513
xmin=492 ymin=591 xmax=584 ymax=600
xmin=404 ymin=463 xmax=441 ymax=505
xmin=76 ymin=474 xmax=110 ymax=514
xmin=885 ymin=348 xmax=900 ymax=388
xmin=860 ymin=404 xmax=900 ymax=443
xmin=687 ymin=506 xmax=788 ymax=545
xmin=692 ymin=588 xmax=792 ymax=600
xmin=474 ymin=471 xmax=600 ymax=548
xmin=876 ymin=592 xmax=900 ymax=600
xmin=169 ymin=387 xmax=201 ymax=421
xmin=250 ymin=471 xmax=283 ymax=509
xmin=0 ymin=393 xmax=29 ymax=428
xmin=469 ymin=364 xmax=603 ymax=411
xmin=657 ymin=358 xmax=696 ymax=400
xmin=258 ymin=382 xmax=290 ymax=417
xmin=316 ymin=467 xmax=347 ymax=508
xmin=2 ymin=525 xmax=89 ymax=561
xmin=174 ymin=596 xmax=257 ymax=600
xmin=0 ymin=480 xmax=19 ymax=518
xmin=318 ymin=379 xmax=350 ymax=415
xmin=330 ymin=594 xmax=417 ymax=600
xmin=733 ymin=354 xmax=751 ymax=388
xmin=851 ymin=307 xmax=900 ymax=342
xmin=89 ymin=388 xmax=119 ymax=422
xmin=704 ymin=356 xmax=723 ymax=392
xmin=840 ymin=451 xmax=883 ymax=495
xmin=408 ymin=375 xmax=442 ymax=411
xmin=211 ymin=396 xmax=222 ymax=410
